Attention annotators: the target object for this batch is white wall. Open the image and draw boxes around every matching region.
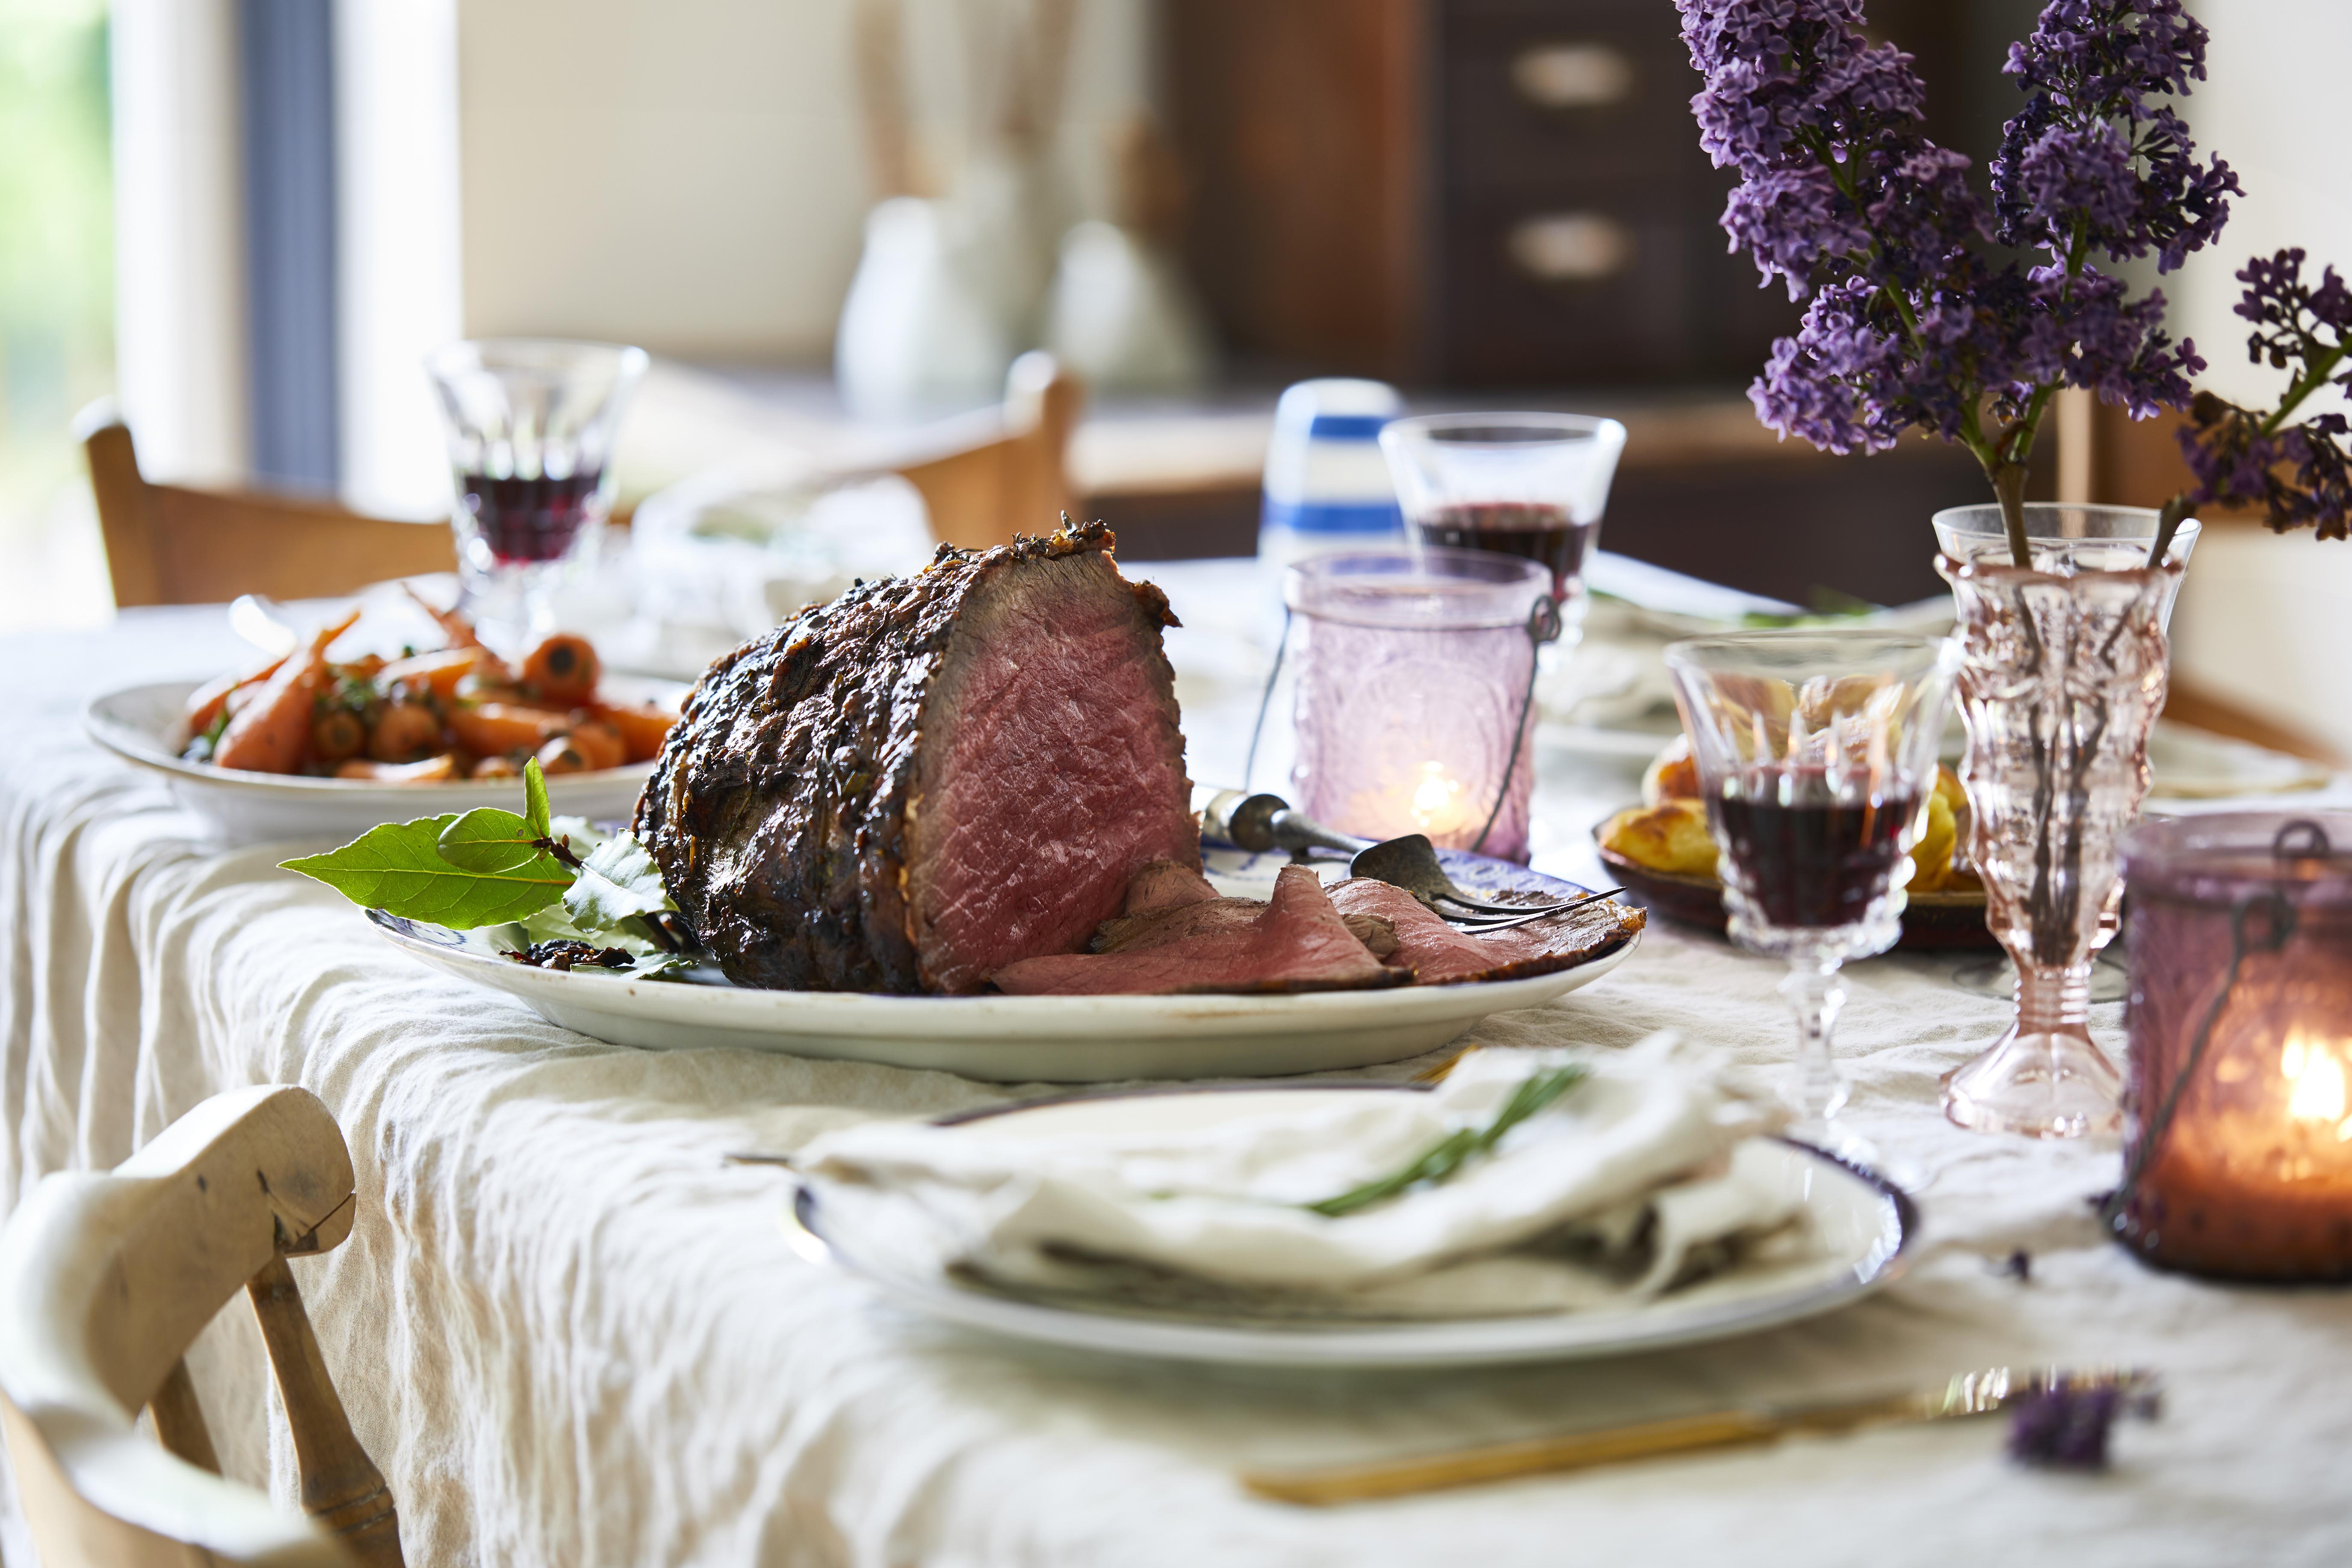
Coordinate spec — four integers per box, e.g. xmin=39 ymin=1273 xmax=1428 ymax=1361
xmin=110 ymin=0 xmax=248 ymax=484
xmin=2168 ymin=0 xmax=2352 ymax=755
xmin=337 ymin=0 xmax=465 ymax=519
xmin=453 ymin=0 xmax=1149 ymax=361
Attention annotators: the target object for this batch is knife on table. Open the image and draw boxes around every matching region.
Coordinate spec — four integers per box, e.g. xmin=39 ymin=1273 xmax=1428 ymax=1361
xmin=1238 ymin=1367 xmax=2157 ymax=1505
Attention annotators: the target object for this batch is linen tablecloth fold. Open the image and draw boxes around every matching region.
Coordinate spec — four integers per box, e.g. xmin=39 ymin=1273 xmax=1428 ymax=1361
xmin=5 ymin=609 xmax=2352 ymax=1568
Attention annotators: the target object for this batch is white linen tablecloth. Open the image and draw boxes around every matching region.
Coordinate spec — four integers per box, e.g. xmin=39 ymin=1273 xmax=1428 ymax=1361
xmin=3 ymin=581 xmax=2350 ymax=1568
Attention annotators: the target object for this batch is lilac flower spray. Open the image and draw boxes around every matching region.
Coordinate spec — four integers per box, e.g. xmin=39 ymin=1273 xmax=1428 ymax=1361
xmin=1677 ymin=0 xmax=2237 ymax=566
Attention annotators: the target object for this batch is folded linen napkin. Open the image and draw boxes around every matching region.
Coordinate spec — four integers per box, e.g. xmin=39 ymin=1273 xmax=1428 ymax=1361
xmin=798 ymin=1035 xmax=1815 ymax=1320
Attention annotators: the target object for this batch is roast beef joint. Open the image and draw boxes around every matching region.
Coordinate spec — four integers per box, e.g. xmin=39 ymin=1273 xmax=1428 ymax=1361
xmin=637 ymin=523 xmax=1201 ymax=993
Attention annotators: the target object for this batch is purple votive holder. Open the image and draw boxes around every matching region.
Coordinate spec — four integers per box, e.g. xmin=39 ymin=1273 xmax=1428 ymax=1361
xmin=1284 ymin=548 xmax=1551 ymax=863
xmin=2113 ymin=812 xmax=2352 ymax=1281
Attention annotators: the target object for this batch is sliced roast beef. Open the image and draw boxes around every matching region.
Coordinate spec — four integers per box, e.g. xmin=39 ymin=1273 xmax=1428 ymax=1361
xmin=993 ymin=866 xmax=1408 ymax=996
xmin=1324 ymin=878 xmax=1646 ymax=985
xmin=1119 ymin=859 xmax=1221 ymax=915
xmin=635 ymin=522 xmax=1199 ymax=993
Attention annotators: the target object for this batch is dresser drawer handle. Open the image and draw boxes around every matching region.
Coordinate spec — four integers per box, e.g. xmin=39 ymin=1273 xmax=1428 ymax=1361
xmin=1507 ymin=214 xmax=1633 ymax=283
xmin=1510 ymin=42 xmax=1634 ymax=110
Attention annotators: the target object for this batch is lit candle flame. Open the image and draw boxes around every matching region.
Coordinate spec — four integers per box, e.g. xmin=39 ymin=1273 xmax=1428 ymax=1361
xmin=2280 ymin=1032 xmax=2352 ymax=1143
xmin=1409 ymin=762 xmax=1469 ymax=835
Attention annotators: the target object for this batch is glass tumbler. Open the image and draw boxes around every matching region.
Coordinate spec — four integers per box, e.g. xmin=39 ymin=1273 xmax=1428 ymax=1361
xmin=1378 ymin=412 xmax=1626 ymax=649
xmin=1286 ymin=549 xmax=1554 ymax=862
xmin=1665 ymin=632 xmax=1962 ymax=1161
xmin=425 ymin=338 xmax=648 ymax=640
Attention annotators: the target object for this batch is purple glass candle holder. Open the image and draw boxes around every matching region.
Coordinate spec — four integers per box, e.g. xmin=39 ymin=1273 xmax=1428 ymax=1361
xmin=1284 ymin=548 xmax=1552 ymax=862
xmin=2112 ymin=812 xmax=2352 ymax=1281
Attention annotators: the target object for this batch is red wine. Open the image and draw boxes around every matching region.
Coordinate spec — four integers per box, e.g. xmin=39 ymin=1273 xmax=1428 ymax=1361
xmin=461 ymin=470 xmax=603 ymax=564
xmin=1409 ymin=502 xmax=1598 ymax=601
xmin=1715 ymin=779 xmax=1916 ymax=929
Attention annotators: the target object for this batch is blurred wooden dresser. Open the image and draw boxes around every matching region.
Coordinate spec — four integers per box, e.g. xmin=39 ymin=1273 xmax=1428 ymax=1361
xmin=1150 ymin=0 xmax=1996 ymax=606
xmin=1165 ymin=0 xmax=1967 ymax=386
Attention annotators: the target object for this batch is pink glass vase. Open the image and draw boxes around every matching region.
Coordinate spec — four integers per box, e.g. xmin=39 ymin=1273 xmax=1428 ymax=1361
xmin=1285 ymin=548 xmax=1552 ymax=862
xmin=1935 ymin=504 xmax=2200 ymax=1138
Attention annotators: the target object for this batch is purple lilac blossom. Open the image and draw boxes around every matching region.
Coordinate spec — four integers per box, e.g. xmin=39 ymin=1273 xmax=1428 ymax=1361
xmin=2178 ymin=250 xmax=2352 ymax=539
xmin=1993 ymin=1 xmax=2237 ymax=270
xmin=2006 ymin=1384 xmax=2123 ymax=1470
xmin=1678 ymin=0 xmax=2229 ymax=467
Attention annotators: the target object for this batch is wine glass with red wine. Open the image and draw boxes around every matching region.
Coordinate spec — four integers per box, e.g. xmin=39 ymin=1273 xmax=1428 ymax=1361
xmin=1664 ymin=632 xmax=1961 ymax=1173
xmin=425 ymin=339 xmax=648 ymax=642
xmin=1378 ymin=412 xmax=1626 ymax=648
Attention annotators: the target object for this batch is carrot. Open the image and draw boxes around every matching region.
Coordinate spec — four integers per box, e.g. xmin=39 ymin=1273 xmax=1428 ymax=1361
xmin=310 ymin=709 xmax=366 ymax=764
xmin=403 ymin=583 xmax=484 ymax=649
xmin=186 ymin=654 xmax=287 ymax=735
xmin=590 ymin=700 xmax=677 ymax=764
xmin=535 ymin=735 xmax=591 ymax=774
xmin=376 ymin=647 xmax=490 ymax=698
xmin=446 ymin=702 xmax=571 ymax=759
xmin=334 ymin=754 xmax=461 ymax=783
xmin=213 ymin=610 xmax=362 ymax=774
xmin=565 ymin=717 xmax=626 ymax=772
xmin=367 ymin=702 xmax=444 ymax=763
xmin=521 ymin=634 xmax=600 ymax=704
xmin=470 ymin=755 xmax=521 ymax=780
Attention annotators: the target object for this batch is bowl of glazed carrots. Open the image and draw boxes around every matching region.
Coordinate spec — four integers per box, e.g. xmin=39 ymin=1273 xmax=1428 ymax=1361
xmin=85 ymin=591 xmax=683 ymax=845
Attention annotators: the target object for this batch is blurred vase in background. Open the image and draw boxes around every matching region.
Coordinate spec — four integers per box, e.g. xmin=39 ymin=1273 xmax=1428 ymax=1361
xmin=836 ymin=0 xmax=1078 ymax=418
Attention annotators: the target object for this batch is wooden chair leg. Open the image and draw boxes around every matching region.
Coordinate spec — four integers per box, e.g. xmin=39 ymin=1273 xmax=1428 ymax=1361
xmin=146 ymin=1358 xmax=222 ymax=1475
xmin=246 ymin=1258 xmax=405 ymax=1568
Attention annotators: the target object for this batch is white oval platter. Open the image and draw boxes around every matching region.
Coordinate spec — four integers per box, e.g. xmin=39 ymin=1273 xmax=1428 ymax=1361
xmin=363 ymin=849 xmax=1643 ymax=1082
xmin=84 ymin=677 xmax=677 ymax=846
xmin=786 ymin=1084 xmax=1915 ymax=1367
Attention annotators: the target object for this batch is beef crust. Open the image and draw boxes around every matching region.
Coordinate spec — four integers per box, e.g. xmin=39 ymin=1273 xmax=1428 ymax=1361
xmin=634 ymin=521 xmax=1187 ymax=992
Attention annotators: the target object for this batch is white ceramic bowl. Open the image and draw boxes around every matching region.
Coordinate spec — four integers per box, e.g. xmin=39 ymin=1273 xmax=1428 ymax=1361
xmin=84 ymin=677 xmax=680 ymax=845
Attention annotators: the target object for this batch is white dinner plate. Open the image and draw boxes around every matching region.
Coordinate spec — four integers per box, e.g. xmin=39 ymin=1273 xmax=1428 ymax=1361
xmin=363 ymin=848 xmax=1643 ymax=1082
xmin=785 ymin=1084 xmax=1915 ymax=1367
xmin=84 ymin=677 xmax=681 ymax=846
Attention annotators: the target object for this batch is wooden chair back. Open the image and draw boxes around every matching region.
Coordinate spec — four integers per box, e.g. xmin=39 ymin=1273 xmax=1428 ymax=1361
xmin=896 ymin=352 xmax=1084 ymax=549
xmin=80 ymin=401 xmax=458 ymax=610
xmin=82 ymin=354 xmax=1082 ymax=609
xmin=0 ymin=1086 xmax=402 ymax=1568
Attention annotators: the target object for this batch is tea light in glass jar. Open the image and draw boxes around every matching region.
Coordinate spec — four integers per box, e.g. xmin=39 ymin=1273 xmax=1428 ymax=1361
xmin=1285 ymin=549 xmax=1554 ymax=862
xmin=1406 ymin=762 xmax=1477 ymax=839
xmin=2110 ymin=813 xmax=2352 ymax=1281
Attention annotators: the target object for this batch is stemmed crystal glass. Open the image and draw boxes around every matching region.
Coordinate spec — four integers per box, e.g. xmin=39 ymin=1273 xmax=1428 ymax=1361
xmin=1664 ymin=632 xmax=1962 ymax=1167
xmin=425 ymin=338 xmax=647 ymax=642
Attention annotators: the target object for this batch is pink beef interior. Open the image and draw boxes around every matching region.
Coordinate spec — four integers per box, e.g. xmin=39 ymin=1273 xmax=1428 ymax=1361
xmin=908 ymin=552 xmax=1198 ymax=992
xmin=993 ymin=866 xmax=1402 ymax=996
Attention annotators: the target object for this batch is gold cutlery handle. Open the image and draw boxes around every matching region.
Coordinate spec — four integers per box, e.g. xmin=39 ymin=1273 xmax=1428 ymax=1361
xmin=1241 ymin=1409 xmax=1784 ymax=1505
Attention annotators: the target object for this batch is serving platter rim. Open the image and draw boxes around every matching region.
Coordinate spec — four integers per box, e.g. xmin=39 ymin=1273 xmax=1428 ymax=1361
xmin=363 ymin=906 xmax=1642 ymax=1031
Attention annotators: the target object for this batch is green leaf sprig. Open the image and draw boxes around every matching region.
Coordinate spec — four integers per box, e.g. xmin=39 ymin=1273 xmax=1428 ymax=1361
xmin=281 ymin=760 xmax=683 ymax=957
xmin=1304 ymin=1063 xmax=1589 ymax=1219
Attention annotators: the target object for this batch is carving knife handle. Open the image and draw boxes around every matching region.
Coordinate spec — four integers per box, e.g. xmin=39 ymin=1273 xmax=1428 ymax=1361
xmin=1240 ymin=1410 xmax=1784 ymax=1505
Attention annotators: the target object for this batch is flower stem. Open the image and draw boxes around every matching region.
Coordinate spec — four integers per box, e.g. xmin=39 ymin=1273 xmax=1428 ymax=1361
xmin=1994 ymin=460 xmax=2034 ymax=567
